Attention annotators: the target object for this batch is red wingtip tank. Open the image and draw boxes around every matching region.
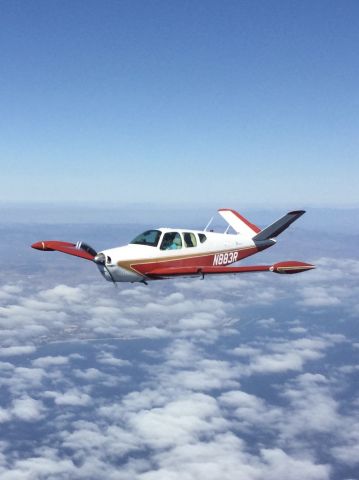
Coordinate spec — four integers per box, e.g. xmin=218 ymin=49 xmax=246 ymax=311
xmin=271 ymin=261 xmax=315 ymax=274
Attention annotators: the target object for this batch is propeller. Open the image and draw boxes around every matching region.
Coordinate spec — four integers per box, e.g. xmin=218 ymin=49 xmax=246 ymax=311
xmin=76 ymin=242 xmax=117 ymax=287
xmin=93 ymin=252 xmax=117 ymax=287
xmin=76 ymin=241 xmax=98 ymax=258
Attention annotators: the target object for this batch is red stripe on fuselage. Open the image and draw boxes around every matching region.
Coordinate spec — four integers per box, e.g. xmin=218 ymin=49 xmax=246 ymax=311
xmin=128 ymin=246 xmax=258 ymax=276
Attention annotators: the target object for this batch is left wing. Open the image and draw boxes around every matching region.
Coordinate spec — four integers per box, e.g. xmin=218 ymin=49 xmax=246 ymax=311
xmin=145 ymin=261 xmax=315 ymax=279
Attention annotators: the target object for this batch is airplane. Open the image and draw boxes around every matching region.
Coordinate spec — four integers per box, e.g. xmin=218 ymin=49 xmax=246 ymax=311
xmin=31 ymin=208 xmax=315 ymax=285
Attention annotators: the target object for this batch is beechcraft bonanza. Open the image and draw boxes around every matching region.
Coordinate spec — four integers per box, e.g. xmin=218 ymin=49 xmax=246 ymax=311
xmin=31 ymin=208 xmax=314 ymax=285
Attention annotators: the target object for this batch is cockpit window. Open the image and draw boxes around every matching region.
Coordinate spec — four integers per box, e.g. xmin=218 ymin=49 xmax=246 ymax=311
xmin=198 ymin=233 xmax=207 ymax=243
xmin=160 ymin=232 xmax=182 ymax=250
xmin=130 ymin=229 xmax=161 ymax=247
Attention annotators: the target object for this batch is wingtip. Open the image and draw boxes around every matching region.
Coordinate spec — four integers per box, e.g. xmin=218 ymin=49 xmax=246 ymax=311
xmin=31 ymin=241 xmax=44 ymax=250
xmin=272 ymin=261 xmax=315 ymax=274
xmin=31 ymin=241 xmax=53 ymax=251
xmin=288 ymin=210 xmax=306 ymax=215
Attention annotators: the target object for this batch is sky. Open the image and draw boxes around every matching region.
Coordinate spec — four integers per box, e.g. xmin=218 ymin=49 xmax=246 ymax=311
xmin=0 ymin=3 xmax=358 ymax=478
xmin=1 ymin=0 xmax=358 ymax=207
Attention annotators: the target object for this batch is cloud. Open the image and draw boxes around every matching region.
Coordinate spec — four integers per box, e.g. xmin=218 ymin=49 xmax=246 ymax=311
xmin=0 ymin=346 xmax=36 ymax=357
xmin=96 ymin=351 xmax=131 ymax=367
xmin=0 ymin=252 xmax=358 ymax=479
xmin=279 ymin=373 xmax=340 ymax=439
xmin=298 ymin=286 xmax=341 ymax=307
xmin=128 ymin=393 xmax=227 ymax=450
xmin=259 ymin=448 xmax=331 ymax=480
xmin=0 ymin=454 xmax=75 ymax=480
xmin=140 ymin=434 xmax=330 ymax=480
xmin=0 ymin=284 xmax=23 ymax=301
xmin=331 ymin=436 xmax=359 ymax=467
xmin=0 ymin=365 xmax=46 ymax=395
xmin=32 ymin=355 xmax=69 ymax=368
xmin=38 ymin=284 xmax=86 ymax=303
xmin=219 ymin=390 xmax=282 ymax=429
xmin=294 ymin=258 xmax=359 ymax=310
xmin=45 ymin=389 xmax=92 ymax=407
xmin=0 ymin=407 xmax=11 ymax=423
xmin=228 ymin=335 xmax=342 ymax=376
xmin=60 ymin=420 xmax=142 ymax=466
xmin=11 ymin=396 xmax=45 ymax=422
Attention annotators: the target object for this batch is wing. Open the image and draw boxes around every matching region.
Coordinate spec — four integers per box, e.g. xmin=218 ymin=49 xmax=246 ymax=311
xmin=31 ymin=241 xmax=96 ymax=261
xmin=145 ymin=261 xmax=315 ymax=279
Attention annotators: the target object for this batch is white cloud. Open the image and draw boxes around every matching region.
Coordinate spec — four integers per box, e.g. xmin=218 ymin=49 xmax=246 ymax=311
xmin=0 ymin=407 xmax=11 ymax=423
xmin=228 ymin=336 xmax=338 ymax=375
xmin=219 ymin=390 xmax=282 ymax=429
xmin=0 ymin=346 xmax=36 ymax=357
xmin=298 ymin=286 xmax=341 ymax=307
xmin=128 ymin=393 xmax=227 ymax=450
xmin=140 ymin=434 xmax=330 ymax=480
xmin=32 ymin=355 xmax=69 ymax=368
xmin=331 ymin=424 xmax=359 ymax=467
xmin=0 ymin=455 xmax=75 ymax=480
xmin=38 ymin=284 xmax=85 ymax=303
xmin=60 ymin=420 xmax=141 ymax=461
xmin=45 ymin=389 xmax=92 ymax=406
xmin=259 ymin=448 xmax=330 ymax=480
xmin=0 ymin=253 xmax=357 ymax=479
xmin=11 ymin=396 xmax=44 ymax=422
xmin=96 ymin=352 xmax=131 ymax=367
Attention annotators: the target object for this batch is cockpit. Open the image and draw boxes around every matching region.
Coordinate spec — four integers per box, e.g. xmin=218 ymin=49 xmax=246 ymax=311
xmin=130 ymin=230 xmax=162 ymax=247
xmin=130 ymin=229 xmax=207 ymax=250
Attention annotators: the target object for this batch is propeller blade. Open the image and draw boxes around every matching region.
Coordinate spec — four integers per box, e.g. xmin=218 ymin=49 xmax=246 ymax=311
xmin=105 ymin=265 xmax=117 ymax=287
xmin=93 ymin=253 xmax=117 ymax=287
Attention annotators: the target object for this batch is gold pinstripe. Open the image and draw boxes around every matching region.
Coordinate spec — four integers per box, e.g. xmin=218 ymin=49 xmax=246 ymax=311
xmin=116 ymin=245 xmax=256 ymax=276
xmin=276 ymin=266 xmax=311 ymax=271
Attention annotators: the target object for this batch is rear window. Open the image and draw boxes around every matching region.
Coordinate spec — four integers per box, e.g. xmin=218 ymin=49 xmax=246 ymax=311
xmin=183 ymin=232 xmax=197 ymax=248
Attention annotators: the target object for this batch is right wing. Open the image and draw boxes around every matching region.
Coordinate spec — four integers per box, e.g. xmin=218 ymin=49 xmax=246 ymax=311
xmin=145 ymin=261 xmax=315 ymax=279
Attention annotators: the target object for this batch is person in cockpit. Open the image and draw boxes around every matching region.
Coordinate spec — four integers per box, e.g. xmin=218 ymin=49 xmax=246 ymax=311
xmin=168 ymin=236 xmax=181 ymax=249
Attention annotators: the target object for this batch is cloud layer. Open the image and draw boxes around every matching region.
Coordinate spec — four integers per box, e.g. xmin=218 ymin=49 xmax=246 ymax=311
xmin=0 ymin=256 xmax=358 ymax=479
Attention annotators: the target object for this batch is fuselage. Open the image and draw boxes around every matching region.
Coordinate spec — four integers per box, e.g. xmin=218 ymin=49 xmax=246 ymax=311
xmin=96 ymin=228 xmax=271 ymax=283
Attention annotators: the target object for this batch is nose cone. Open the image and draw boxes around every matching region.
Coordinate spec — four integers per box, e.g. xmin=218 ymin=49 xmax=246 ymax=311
xmin=94 ymin=253 xmax=106 ymax=265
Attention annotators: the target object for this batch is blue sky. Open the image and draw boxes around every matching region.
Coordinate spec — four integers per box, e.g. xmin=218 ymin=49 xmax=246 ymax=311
xmin=1 ymin=0 xmax=358 ymax=206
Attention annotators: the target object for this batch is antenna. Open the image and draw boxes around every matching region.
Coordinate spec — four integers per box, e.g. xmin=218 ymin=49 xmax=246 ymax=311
xmin=204 ymin=217 xmax=213 ymax=232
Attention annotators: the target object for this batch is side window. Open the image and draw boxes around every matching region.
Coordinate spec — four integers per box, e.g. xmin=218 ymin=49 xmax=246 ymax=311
xmin=160 ymin=232 xmax=182 ymax=250
xmin=198 ymin=233 xmax=207 ymax=243
xmin=183 ymin=232 xmax=197 ymax=248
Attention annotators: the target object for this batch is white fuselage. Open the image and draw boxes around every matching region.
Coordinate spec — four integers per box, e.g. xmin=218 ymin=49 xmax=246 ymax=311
xmin=96 ymin=228 xmax=259 ymax=283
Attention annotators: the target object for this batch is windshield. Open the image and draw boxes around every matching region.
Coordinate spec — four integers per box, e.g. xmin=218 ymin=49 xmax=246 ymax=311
xmin=130 ymin=229 xmax=161 ymax=247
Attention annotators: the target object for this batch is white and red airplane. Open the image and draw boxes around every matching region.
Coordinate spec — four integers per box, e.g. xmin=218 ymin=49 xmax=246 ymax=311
xmin=31 ymin=208 xmax=314 ymax=285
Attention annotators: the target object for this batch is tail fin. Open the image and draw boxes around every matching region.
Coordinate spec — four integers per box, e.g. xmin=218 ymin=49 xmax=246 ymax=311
xmin=218 ymin=208 xmax=261 ymax=237
xmin=252 ymin=210 xmax=305 ymax=242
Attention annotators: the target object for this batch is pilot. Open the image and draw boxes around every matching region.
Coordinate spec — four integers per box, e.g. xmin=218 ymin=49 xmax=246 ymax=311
xmin=168 ymin=236 xmax=181 ymax=249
